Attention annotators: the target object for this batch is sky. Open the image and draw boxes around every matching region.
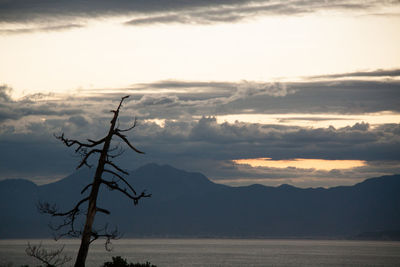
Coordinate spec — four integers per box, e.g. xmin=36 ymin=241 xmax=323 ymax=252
xmin=1 ymin=0 xmax=400 ymax=188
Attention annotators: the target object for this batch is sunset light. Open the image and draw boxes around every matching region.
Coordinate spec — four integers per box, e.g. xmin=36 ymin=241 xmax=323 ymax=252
xmin=1 ymin=0 xmax=400 ymax=265
xmin=233 ymin=158 xmax=366 ymax=171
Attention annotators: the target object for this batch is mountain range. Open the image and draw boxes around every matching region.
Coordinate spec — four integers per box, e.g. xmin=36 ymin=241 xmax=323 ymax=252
xmin=1 ymin=163 xmax=399 ymax=239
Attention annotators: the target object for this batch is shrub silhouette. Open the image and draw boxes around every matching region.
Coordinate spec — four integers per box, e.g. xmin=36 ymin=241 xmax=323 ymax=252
xmin=102 ymin=256 xmax=156 ymax=267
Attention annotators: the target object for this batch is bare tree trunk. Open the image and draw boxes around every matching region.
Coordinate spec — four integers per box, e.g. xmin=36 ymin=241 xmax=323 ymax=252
xmin=73 ymin=170 xmax=102 ymax=267
xmin=40 ymin=96 xmax=150 ymax=267
xmin=74 ymin=108 xmax=119 ymax=267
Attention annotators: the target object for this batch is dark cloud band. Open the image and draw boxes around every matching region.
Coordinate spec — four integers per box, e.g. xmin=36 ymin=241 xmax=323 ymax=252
xmin=0 ymin=24 xmax=84 ymax=35
xmin=1 ymin=69 xmax=399 ymax=186
xmin=0 ymin=0 xmax=398 ymax=25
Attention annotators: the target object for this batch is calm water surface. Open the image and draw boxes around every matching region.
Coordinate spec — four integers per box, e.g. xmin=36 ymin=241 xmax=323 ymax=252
xmin=1 ymin=239 xmax=400 ymax=266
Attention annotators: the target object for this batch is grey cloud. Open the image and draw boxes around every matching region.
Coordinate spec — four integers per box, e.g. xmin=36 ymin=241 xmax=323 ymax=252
xmin=3 ymin=69 xmax=399 ymax=124
xmin=0 ymin=0 xmax=398 ymax=25
xmin=375 ymin=123 xmax=400 ymax=135
xmin=0 ymin=85 xmax=13 ymax=102
xmin=0 ymin=103 xmax=81 ymax=122
xmin=125 ymin=0 xmax=384 ymax=26
xmin=310 ymin=69 xmax=400 ymax=79
xmin=0 ymin=23 xmax=84 ymax=35
xmin=1 ymin=106 xmax=399 ymax=187
xmin=115 ymin=80 xmax=293 ymax=121
xmin=125 ymin=14 xmax=194 ymax=26
xmin=133 ymin=80 xmax=233 ymax=90
xmin=0 ymin=85 xmax=18 ymax=121
xmin=1 ymin=69 xmax=400 ymax=187
xmin=0 ymin=86 xmax=82 ymax=122
xmin=112 ymin=69 xmax=400 ymax=117
xmin=123 ymin=117 xmax=400 ymax=163
xmin=231 ymin=81 xmax=291 ymax=99
xmin=68 ymin=115 xmax=89 ymax=127
xmin=343 ymin=122 xmax=370 ymax=131
xmin=124 ymin=119 xmax=400 ymax=187
xmin=226 ymin=80 xmax=400 ymax=114
xmin=123 ymin=0 xmax=400 ymax=26
xmin=124 ymin=3 xmax=303 ymax=25
xmin=125 ymin=77 xmax=400 ymax=119
xmin=137 ymin=95 xmax=179 ymax=106
xmin=111 ymin=118 xmax=400 ymax=187
xmin=278 ymin=117 xmax=350 ymax=122
xmin=135 ymin=80 xmax=290 ymax=103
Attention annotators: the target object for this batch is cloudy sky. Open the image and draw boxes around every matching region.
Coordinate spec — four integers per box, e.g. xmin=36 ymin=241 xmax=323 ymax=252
xmin=1 ymin=0 xmax=400 ymax=188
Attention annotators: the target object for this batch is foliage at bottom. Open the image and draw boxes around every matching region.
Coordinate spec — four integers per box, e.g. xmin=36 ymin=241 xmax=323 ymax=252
xmin=102 ymin=256 xmax=156 ymax=267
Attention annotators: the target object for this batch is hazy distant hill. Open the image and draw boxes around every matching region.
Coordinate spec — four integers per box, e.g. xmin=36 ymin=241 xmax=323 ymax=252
xmin=1 ymin=163 xmax=400 ymax=239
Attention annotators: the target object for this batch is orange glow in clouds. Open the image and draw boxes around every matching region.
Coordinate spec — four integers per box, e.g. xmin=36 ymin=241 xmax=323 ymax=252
xmin=233 ymin=158 xmax=366 ymax=171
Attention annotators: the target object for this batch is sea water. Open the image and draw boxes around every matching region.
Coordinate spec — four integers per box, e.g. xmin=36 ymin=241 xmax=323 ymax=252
xmin=1 ymin=239 xmax=400 ymax=266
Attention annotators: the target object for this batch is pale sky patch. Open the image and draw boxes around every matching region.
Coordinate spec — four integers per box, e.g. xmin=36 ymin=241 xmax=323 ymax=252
xmin=144 ymin=119 xmax=168 ymax=127
xmin=233 ymin=158 xmax=366 ymax=171
xmin=217 ymin=112 xmax=400 ymax=128
xmin=1 ymin=14 xmax=400 ymax=98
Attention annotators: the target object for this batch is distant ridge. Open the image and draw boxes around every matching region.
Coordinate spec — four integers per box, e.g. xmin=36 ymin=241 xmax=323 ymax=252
xmin=354 ymin=230 xmax=400 ymax=241
xmin=1 ymin=163 xmax=399 ymax=239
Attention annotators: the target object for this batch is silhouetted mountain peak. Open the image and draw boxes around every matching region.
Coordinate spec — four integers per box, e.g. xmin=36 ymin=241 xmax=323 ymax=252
xmin=134 ymin=163 xmax=205 ymax=179
xmin=134 ymin=162 xmax=163 ymax=173
xmin=0 ymin=178 xmax=37 ymax=188
xmin=0 ymin=178 xmax=37 ymax=197
xmin=39 ymin=167 xmax=94 ymax=196
xmin=131 ymin=163 xmax=216 ymax=196
xmin=356 ymin=174 xmax=400 ymax=186
xmin=1 ymin=165 xmax=400 ymax=238
xmin=278 ymin=184 xmax=295 ymax=189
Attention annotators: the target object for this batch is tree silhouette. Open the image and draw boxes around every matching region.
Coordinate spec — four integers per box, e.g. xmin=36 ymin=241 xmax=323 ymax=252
xmin=39 ymin=96 xmax=151 ymax=267
xmin=26 ymin=242 xmax=72 ymax=267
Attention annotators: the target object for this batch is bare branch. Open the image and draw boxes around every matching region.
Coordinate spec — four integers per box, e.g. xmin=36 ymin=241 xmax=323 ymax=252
xmin=26 ymin=242 xmax=72 ymax=267
xmin=96 ymin=207 xmax=111 ymax=215
xmin=81 ymin=183 xmax=93 ymax=195
xmin=101 ymin=179 xmax=135 ymax=199
xmin=104 ymin=169 xmax=137 ymax=195
xmin=39 ymin=197 xmax=90 ymax=217
xmin=87 ymin=137 xmax=107 ymax=145
xmin=38 ymin=197 xmax=90 ymax=240
xmin=49 ymin=219 xmax=81 ymax=239
xmin=54 ymin=133 xmax=106 ymax=153
xmin=77 ymin=149 xmax=102 ymax=169
xmin=105 ymin=160 xmax=129 ymax=175
xmin=37 ymin=202 xmax=58 ymax=215
xmin=101 ymin=179 xmax=151 ymax=205
xmin=51 ymin=224 xmax=81 ymax=240
xmin=133 ymin=191 xmax=152 ymax=205
xmin=117 ymin=117 xmax=137 ymax=132
xmin=114 ymin=131 xmax=145 ymax=154
xmin=110 ymin=95 xmax=129 ymax=116
xmin=108 ymin=145 xmax=125 ymax=159
xmin=89 ymin=225 xmax=121 ymax=251
xmin=117 ymin=95 xmax=130 ymax=111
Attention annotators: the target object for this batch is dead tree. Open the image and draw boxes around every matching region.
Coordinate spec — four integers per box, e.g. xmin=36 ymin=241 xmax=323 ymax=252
xmin=26 ymin=242 xmax=72 ymax=267
xmin=39 ymin=96 xmax=151 ymax=267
